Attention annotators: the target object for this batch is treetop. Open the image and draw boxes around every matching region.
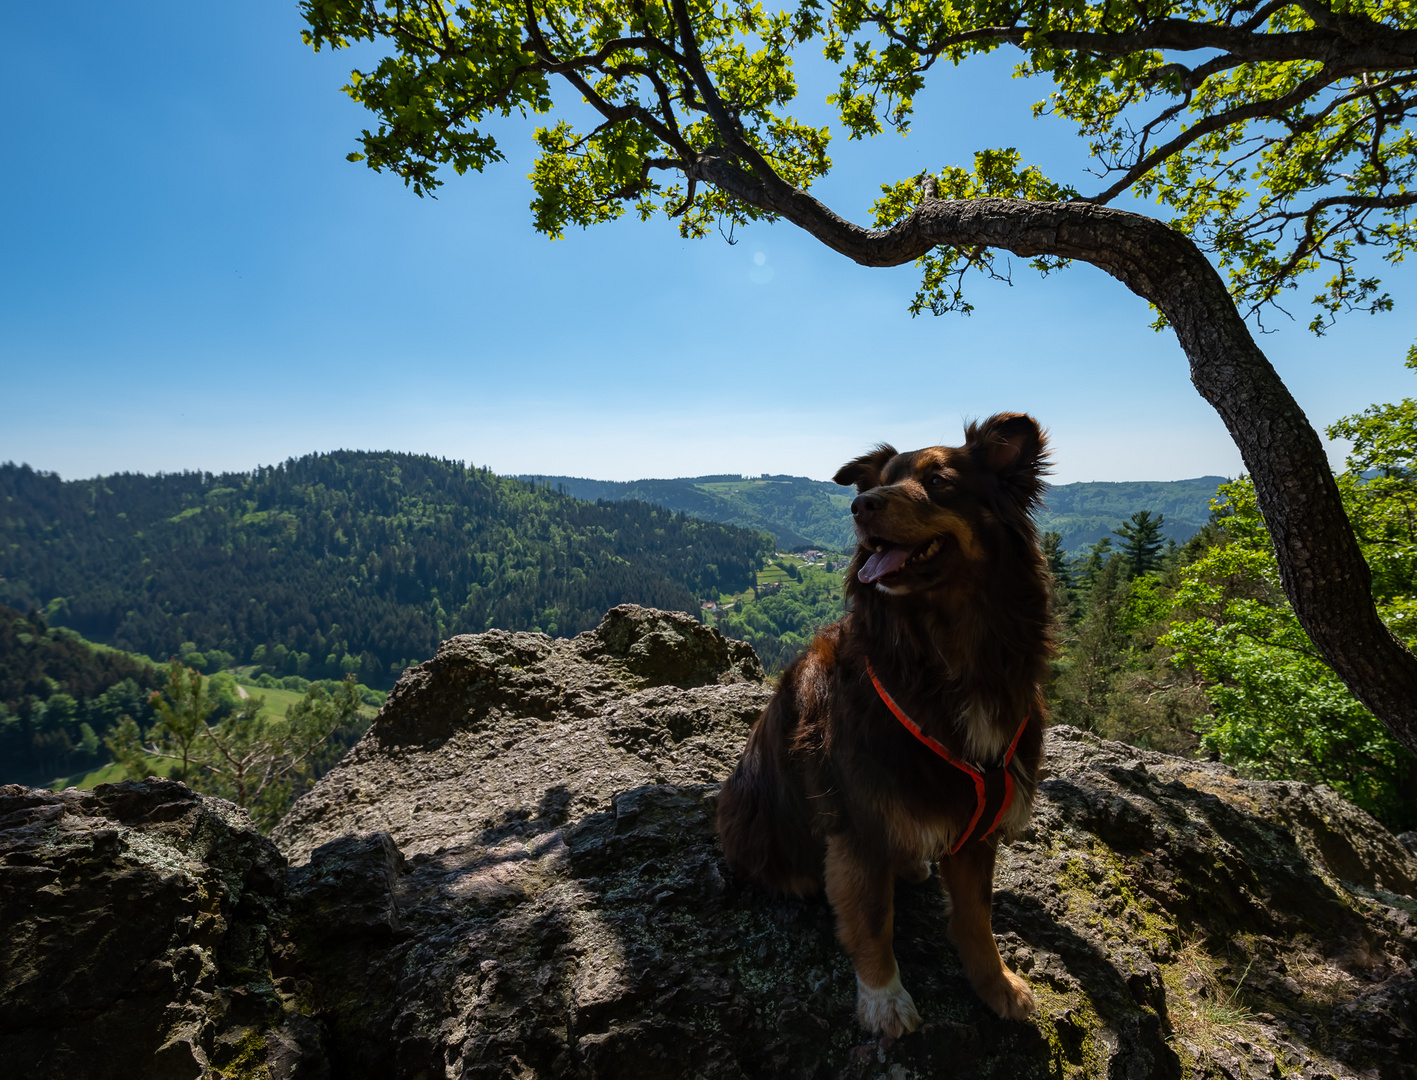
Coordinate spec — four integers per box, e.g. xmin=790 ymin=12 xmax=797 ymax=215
xmin=303 ymin=0 xmax=1417 ymax=328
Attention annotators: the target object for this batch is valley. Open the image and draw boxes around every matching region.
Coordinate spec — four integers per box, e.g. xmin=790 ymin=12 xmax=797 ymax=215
xmin=526 ymin=471 xmax=1227 ymax=553
xmin=2 ymin=450 xmax=1238 ymax=807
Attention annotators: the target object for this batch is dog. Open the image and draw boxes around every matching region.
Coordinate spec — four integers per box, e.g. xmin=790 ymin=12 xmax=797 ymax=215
xmin=716 ymin=413 xmax=1051 ymax=1037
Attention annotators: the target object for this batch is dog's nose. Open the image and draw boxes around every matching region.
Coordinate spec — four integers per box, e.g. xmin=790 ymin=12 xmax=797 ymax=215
xmin=851 ymin=492 xmax=884 ymax=518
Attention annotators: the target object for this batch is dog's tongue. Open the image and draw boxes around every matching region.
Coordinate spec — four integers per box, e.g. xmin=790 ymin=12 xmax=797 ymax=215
xmin=859 ymin=544 xmax=912 ymax=584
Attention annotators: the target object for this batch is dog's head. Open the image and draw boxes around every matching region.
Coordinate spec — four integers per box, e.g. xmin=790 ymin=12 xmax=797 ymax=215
xmin=833 ymin=413 xmax=1049 ymax=596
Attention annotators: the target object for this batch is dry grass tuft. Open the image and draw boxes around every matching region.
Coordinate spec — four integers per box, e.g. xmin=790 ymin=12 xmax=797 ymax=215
xmin=1167 ymin=937 xmax=1258 ymax=1049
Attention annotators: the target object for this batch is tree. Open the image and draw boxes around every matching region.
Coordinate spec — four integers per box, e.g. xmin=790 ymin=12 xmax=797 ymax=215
xmin=300 ymin=0 xmax=1417 ymax=753
xmin=1069 ymin=537 xmax=1114 ymax=597
xmin=108 ymin=664 xmax=365 ymax=830
xmin=108 ymin=661 xmax=214 ymax=782
xmin=198 ymin=680 xmax=364 ymax=829
xmin=1052 ymin=550 xmax=1129 ymax=727
xmin=1041 ymin=529 xmax=1072 ymax=615
xmin=1114 ymin=511 xmax=1167 ymax=580
xmin=1164 ymin=477 xmax=1417 ymax=829
xmin=1041 ymin=531 xmax=1069 ymax=585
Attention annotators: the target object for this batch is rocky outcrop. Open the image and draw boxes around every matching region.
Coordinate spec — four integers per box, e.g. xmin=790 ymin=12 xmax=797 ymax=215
xmin=3 ymin=606 xmax=1415 ymax=1079
xmin=272 ymin=606 xmax=1416 ymax=1080
xmin=0 ymin=779 xmax=323 ymax=1079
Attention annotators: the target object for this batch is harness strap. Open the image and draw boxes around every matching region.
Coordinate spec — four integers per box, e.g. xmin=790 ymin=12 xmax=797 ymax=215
xmin=865 ymin=660 xmax=1029 ymax=855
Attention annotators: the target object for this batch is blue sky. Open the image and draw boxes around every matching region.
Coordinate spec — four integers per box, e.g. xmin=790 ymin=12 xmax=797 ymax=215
xmin=2 ymin=2 xmax=1414 ymax=485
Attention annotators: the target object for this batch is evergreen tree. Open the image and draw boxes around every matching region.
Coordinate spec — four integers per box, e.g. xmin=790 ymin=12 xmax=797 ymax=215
xmin=1114 ymin=511 xmax=1167 ymax=580
xmin=1041 ymin=531 xmax=1069 ymax=590
xmin=1041 ymin=530 xmax=1073 ymax=622
xmin=107 ymin=663 xmax=364 ymax=831
xmin=108 ymin=661 xmax=213 ymax=782
xmin=1069 ymin=539 xmax=1113 ymax=599
xmin=1051 ymin=553 xmax=1128 ymax=730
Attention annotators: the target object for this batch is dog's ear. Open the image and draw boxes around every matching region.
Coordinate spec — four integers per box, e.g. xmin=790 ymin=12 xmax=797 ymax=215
xmin=833 ymin=444 xmax=896 ymax=491
xmin=966 ymin=414 xmax=1049 ymax=505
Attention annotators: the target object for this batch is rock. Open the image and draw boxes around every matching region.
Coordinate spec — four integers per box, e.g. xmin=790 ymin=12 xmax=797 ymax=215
xmin=4 ymin=606 xmax=1415 ymax=1080
xmin=273 ymin=607 xmax=1417 ymax=1080
xmin=0 ymin=778 xmax=324 ymax=1079
xmin=271 ymin=605 xmax=767 ymax=865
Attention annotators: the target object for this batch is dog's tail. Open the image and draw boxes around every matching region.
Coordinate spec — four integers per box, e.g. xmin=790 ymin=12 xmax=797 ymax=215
xmin=717 ymin=701 xmax=824 ymax=897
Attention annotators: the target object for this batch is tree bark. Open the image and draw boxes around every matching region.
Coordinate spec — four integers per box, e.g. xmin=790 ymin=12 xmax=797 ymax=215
xmin=690 ymin=162 xmax=1417 ymax=754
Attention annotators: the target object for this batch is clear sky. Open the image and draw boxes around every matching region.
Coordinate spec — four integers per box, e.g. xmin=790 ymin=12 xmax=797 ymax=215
xmin=2 ymin=2 xmax=1414 ymax=485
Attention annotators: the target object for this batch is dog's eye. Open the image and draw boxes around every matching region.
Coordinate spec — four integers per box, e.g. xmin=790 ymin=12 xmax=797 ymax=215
xmin=929 ymin=476 xmax=949 ymax=488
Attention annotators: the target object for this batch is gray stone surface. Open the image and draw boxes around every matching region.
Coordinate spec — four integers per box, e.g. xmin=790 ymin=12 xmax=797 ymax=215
xmin=276 ymin=607 xmax=1417 ymax=1080
xmin=0 ymin=779 xmax=324 ymax=1079
xmin=3 ymin=605 xmax=1414 ymax=1079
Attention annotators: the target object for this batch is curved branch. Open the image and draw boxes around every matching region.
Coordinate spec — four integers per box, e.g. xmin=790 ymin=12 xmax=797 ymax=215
xmin=670 ymin=0 xmax=799 ymax=198
xmin=522 ymin=2 xmax=693 ymax=158
xmin=873 ymin=12 xmax=1417 ymax=70
xmin=1089 ymin=66 xmax=1345 ymax=203
xmin=687 ymin=156 xmax=1417 ymax=753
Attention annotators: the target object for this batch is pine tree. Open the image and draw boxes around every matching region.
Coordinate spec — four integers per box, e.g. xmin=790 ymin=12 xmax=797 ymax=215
xmin=1070 ymin=538 xmax=1114 ymax=598
xmin=1114 ymin=511 xmax=1167 ymax=580
xmin=1050 ymin=553 xmax=1129 ymax=730
xmin=1041 ymin=531 xmax=1073 ymax=620
xmin=1041 ymin=531 xmax=1069 ymax=590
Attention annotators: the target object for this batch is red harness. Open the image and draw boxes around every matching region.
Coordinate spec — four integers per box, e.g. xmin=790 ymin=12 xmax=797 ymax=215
xmin=866 ymin=661 xmax=1029 ymax=855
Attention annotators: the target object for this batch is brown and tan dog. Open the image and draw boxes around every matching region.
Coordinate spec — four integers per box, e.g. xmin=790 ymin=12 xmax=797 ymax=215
xmin=717 ymin=413 xmax=1051 ymax=1037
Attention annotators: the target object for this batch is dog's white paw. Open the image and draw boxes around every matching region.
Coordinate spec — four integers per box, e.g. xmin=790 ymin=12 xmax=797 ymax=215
xmin=855 ymin=972 xmax=922 ymax=1038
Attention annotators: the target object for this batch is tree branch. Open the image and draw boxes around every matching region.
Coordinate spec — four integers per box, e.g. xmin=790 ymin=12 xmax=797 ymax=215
xmin=882 ymin=13 xmax=1417 ymax=70
xmin=685 ymin=155 xmax=1417 ymax=752
xmin=1089 ymin=66 xmax=1345 ymax=203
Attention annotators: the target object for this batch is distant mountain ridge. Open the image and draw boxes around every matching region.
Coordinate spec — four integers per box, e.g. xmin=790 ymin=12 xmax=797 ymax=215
xmin=521 ymin=473 xmax=1230 ymax=553
xmin=1038 ymin=476 xmax=1228 ymax=552
xmin=520 ymin=474 xmax=851 ymax=549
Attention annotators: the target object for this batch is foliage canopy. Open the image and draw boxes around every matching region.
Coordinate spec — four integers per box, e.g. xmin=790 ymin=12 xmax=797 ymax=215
xmin=302 ymin=0 xmax=1417 ymax=753
xmin=1163 ymin=475 xmax=1417 ymax=827
xmin=304 ymin=0 xmax=1417 ymax=325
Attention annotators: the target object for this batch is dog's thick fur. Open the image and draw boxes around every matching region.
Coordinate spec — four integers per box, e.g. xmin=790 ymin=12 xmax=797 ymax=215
xmin=717 ymin=413 xmax=1052 ymax=1037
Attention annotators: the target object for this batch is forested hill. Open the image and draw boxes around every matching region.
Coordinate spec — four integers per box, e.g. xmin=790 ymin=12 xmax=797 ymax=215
xmin=0 ymin=453 xmax=770 ymax=688
xmin=522 ymin=474 xmax=852 ymax=549
xmin=1037 ymin=477 xmax=1227 ymax=552
xmin=526 ymin=473 xmax=1228 ymax=553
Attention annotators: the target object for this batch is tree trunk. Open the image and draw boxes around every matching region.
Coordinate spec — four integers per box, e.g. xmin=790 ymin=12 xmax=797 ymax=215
xmin=691 ymin=166 xmax=1417 ymax=753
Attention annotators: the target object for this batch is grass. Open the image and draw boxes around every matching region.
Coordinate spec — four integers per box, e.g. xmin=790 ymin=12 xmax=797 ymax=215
xmin=1166 ymin=937 xmax=1261 ymax=1053
xmin=755 ymin=552 xmax=821 ymax=588
xmin=230 ymin=678 xmax=379 ymax=728
xmin=51 ymin=753 xmax=175 ymax=791
xmin=696 ymin=479 xmax=782 ymax=494
xmin=232 ymin=680 xmax=307 ymax=720
xmin=706 ymin=554 xmax=846 ymax=610
xmin=48 ymin=672 xmax=377 ymax=792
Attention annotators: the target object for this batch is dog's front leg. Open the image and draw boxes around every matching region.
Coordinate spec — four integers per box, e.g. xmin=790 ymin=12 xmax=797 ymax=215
xmin=938 ymin=840 xmax=1035 ymax=1019
xmin=824 ymin=834 xmax=922 ymax=1037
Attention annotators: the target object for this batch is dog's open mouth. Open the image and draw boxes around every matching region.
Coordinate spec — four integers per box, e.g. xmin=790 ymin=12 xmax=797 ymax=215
xmin=858 ymin=536 xmax=945 ymax=584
